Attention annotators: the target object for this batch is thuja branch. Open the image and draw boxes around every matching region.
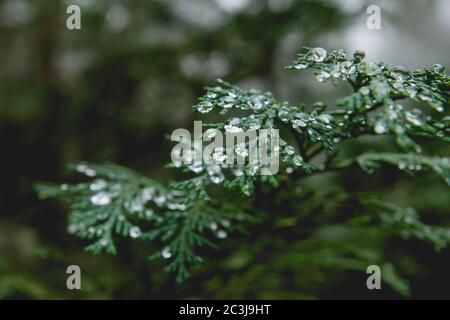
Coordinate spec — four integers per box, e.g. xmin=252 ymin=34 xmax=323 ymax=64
xmin=35 ymin=47 xmax=449 ymax=284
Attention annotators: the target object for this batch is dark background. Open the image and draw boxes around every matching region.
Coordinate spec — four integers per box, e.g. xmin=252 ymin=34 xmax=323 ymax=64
xmin=0 ymin=0 xmax=449 ymax=299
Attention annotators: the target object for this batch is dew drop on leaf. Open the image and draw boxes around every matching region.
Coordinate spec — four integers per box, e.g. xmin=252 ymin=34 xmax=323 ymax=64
xmin=294 ymin=63 xmax=308 ymax=70
xmin=374 ymin=120 xmax=388 ymax=134
xmin=292 ymin=155 xmax=304 ymax=167
xmin=310 ymin=47 xmax=327 ymax=62
xmin=91 ymin=192 xmax=112 ymax=206
xmin=316 ymin=71 xmax=331 ymax=82
xmin=90 ymin=179 xmax=107 ymax=191
xmin=209 ymin=222 xmax=218 ymax=231
xmin=129 ymin=226 xmax=141 ymax=238
xmin=197 ymin=101 xmax=213 ymax=113
xmin=405 ymin=111 xmax=424 ymax=126
xmin=162 ymin=247 xmax=172 ymax=259
xmin=217 ymin=230 xmax=228 ymax=239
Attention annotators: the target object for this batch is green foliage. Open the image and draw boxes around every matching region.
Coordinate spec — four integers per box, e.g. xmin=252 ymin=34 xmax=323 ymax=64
xmin=36 ymin=47 xmax=449 ymax=289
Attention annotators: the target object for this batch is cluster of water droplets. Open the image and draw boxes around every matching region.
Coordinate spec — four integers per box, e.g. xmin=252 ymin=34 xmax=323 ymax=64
xmin=197 ymin=79 xmax=277 ymax=115
xmin=87 ymin=178 xmax=122 ymax=207
xmin=91 ymin=192 xmax=112 ymax=206
xmin=374 ymin=104 xmax=406 ymax=135
xmin=207 ymin=164 xmax=225 ymax=184
xmin=279 ymin=140 xmax=304 ymax=169
xmin=196 ymin=100 xmax=214 ymax=113
xmin=75 ymin=164 xmax=97 ymax=177
xmin=382 ymin=207 xmax=450 ymax=248
xmin=397 ymin=160 xmax=423 ymax=172
xmin=224 ymin=117 xmax=243 ymax=134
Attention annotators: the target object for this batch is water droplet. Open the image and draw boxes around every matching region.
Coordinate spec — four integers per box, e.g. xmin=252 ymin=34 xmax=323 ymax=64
xmin=392 ymin=81 xmax=405 ymax=91
xmin=224 ymin=125 xmax=243 ymax=134
xmin=286 ymin=167 xmax=294 ymax=174
xmin=278 ymin=110 xmax=290 ymax=122
xmin=393 ymin=211 xmax=403 ymax=221
xmin=250 ymin=96 xmax=265 ymax=110
xmin=91 ymin=192 xmax=112 ymax=206
xmin=398 ymin=161 xmax=406 ymax=170
xmin=207 ymin=164 xmax=221 ymax=175
xmin=154 ymin=195 xmax=166 ymax=206
xmin=291 ymin=119 xmax=307 ymax=129
xmin=310 ymin=47 xmax=327 ymax=62
xmin=197 ymin=101 xmax=213 ymax=113
xmin=294 ymin=63 xmax=308 ymax=70
xmin=60 ymin=184 xmax=68 ymax=191
xmin=229 ymin=117 xmax=241 ymax=126
xmin=327 ymin=66 xmax=339 ymax=78
xmin=130 ymin=200 xmax=144 ymax=212
xmin=90 ymin=179 xmax=107 ymax=191
xmin=285 ymin=146 xmax=296 ymax=155
xmin=162 ymin=247 xmax=172 ymax=259
xmin=129 ymin=226 xmax=141 ymax=238
xmin=431 ymin=64 xmax=445 ymax=74
xmin=358 ymin=62 xmax=380 ymax=76
xmin=316 ymin=71 xmax=331 ymax=82
xmin=370 ymin=81 xmax=389 ymax=99
xmin=235 ymin=143 xmax=248 ymax=157
xmin=67 ymin=224 xmax=77 ymax=234
xmin=405 ymin=111 xmax=423 ymax=126
xmin=82 ymin=168 xmax=95 ymax=177
xmin=209 ymin=172 xmax=225 ymax=184
xmin=419 ymin=92 xmax=434 ymax=103
xmin=334 ymin=49 xmax=346 ymax=59
xmin=188 ymin=163 xmax=204 ymax=173
xmin=359 ymin=87 xmax=370 ymax=95
xmin=292 ymin=155 xmax=304 ymax=167
xmin=99 ymin=238 xmax=108 ymax=247
xmin=318 ymin=114 xmax=333 ymax=124
xmin=340 ymin=61 xmax=356 ymax=75
xmin=404 ymin=213 xmax=415 ymax=224
xmin=209 ymin=222 xmax=218 ymax=231
xmin=76 ymin=164 xmax=87 ymax=173
xmin=169 ymin=203 xmax=186 ymax=211
xmin=296 ymin=112 xmax=310 ymax=121
xmin=204 ymin=128 xmax=218 ymax=139
xmin=374 ymin=120 xmax=388 ymax=134
xmin=141 ymin=187 xmax=155 ymax=201
xmin=212 ymin=147 xmax=227 ymax=163
xmin=232 ymin=167 xmax=244 ymax=177
xmin=247 ymin=118 xmax=262 ymax=130
xmin=248 ymin=164 xmax=259 ymax=176
xmin=241 ymin=184 xmax=251 ymax=196
xmin=217 ymin=230 xmax=228 ymax=239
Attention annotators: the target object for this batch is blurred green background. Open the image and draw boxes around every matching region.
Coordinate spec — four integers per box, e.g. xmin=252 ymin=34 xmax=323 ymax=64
xmin=0 ymin=0 xmax=449 ymax=299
